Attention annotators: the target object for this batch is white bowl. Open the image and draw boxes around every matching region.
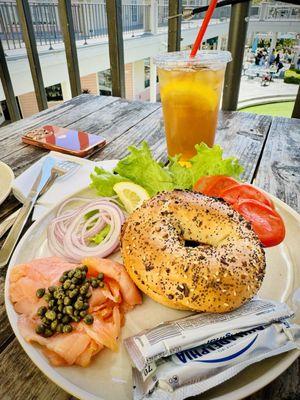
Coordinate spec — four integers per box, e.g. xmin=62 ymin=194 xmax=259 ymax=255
xmin=0 ymin=161 xmax=14 ymax=205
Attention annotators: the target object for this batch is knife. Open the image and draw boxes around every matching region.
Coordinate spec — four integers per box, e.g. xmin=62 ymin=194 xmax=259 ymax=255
xmin=0 ymin=157 xmax=56 ymax=267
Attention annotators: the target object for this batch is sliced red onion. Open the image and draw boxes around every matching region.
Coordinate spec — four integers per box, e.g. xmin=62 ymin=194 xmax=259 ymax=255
xmin=47 ymin=198 xmax=125 ymax=262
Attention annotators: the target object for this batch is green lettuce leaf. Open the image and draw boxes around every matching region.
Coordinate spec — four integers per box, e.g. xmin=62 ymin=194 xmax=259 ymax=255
xmin=114 ymin=142 xmax=174 ymax=196
xmin=90 ymin=141 xmax=244 ymax=197
xmin=90 ymin=166 xmax=128 ymax=197
xmin=168 ymin=154 xmax=193 ymax=189
xmin=189 ymin=143 xmax=244 ymax=184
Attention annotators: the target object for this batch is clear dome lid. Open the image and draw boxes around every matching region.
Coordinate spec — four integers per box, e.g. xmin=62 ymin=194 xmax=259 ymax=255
xmin=154 ymin=50 xmax=232 ymax=69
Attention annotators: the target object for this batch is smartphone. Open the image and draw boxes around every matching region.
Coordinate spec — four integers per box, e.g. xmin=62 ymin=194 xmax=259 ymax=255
xmin=22 ymin=125 xmax=106 ymax=157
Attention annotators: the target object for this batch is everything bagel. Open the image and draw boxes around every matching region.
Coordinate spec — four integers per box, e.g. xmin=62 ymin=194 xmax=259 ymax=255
xmin=120 ymin=190 xmax=266 ymax=313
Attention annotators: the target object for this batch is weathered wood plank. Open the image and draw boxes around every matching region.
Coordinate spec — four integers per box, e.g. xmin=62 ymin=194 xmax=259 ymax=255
xmin=58 ymin=0 xmax=81 ymax=97
xmin=253 ymin=116 xmax=300 ymax=213
xmin=217 ymin=111 xmax=272 ymax=182
xmin=106 ymin=0 xmax=125 ymax=97
xmin=168 ymin=0 xmax=182 ymax=52
xmin=1 ymin=99 xmax=160 ymax=178
xmin=0 ymin=39 xmax=21 ymax=122
xmin=16 ymin=0 xmax=48 ymax=111
xmin=0 ymin=95 xmax=117 ymax=160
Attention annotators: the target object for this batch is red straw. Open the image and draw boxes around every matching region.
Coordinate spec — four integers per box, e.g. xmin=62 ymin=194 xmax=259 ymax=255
xmin=190 ymin=0 xmax=219 ymax=58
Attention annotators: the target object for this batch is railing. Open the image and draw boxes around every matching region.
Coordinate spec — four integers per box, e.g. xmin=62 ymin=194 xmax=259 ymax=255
xmin=1 ymin=1 xmax=299 ymax=50
xmin=0 ymin=0 xmax=299 ymax=122
xmin=0 ymin=1 xmax=151 ymax=50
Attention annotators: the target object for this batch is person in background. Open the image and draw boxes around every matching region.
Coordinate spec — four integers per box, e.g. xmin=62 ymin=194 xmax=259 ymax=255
xmin=277 ymin=59 xmax=284 ymax=73
xmin=259 ymin=53 xmax=266 ymax=67
xmin=268 ymin=50 xmax=276 ymax=66
xmin=275 ymin=53 xmax=280 ymax=65
xmin=297 ymin=56 xmax=300 ymax=70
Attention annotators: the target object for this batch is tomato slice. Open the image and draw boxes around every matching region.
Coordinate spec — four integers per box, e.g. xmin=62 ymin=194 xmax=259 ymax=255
xmin=221 ymin=183 xmax=274 ymax=209
xmin=193 ymin=176 xmax=239 ymax=197
xmin=232 ymin=199 xmax=285 ymax=247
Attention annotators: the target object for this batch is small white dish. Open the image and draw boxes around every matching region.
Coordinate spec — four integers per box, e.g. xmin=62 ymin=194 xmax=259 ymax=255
xmin=0 ymin=161 xmax=14 ymax=205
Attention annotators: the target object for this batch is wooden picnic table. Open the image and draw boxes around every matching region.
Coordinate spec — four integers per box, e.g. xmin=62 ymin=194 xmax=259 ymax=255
xmin=0 ymin=94 xmax=299 ymax=400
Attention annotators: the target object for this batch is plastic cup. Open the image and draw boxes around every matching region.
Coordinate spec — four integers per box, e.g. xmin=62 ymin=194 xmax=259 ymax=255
xmin=154 ymin=50 xmax=231 ymax=160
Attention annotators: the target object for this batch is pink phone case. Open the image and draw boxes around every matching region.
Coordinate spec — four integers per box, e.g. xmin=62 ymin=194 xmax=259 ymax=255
xmin=22 ymin=125 xmax=106 ymax=157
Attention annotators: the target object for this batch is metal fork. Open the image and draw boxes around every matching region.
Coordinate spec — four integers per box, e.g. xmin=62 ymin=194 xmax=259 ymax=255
xmin=0 ymin=159 xmax=80 ymax=240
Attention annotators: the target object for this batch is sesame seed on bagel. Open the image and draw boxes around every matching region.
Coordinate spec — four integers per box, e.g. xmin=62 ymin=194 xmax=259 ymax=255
xmin=120 ymin=190 xmax=266 ymax=313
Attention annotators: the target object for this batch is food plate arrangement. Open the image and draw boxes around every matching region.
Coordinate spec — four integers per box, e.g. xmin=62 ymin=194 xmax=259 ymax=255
xmin=4 ymin=143 xmax=300 ymax=400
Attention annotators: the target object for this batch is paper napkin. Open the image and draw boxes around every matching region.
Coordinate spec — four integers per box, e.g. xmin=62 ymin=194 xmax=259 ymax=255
xmin=12 ymin=151 xmax=118 ymax=220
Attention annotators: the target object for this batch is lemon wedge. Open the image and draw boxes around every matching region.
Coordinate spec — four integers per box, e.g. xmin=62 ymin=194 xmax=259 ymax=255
xmin=113 ymin=182 xmax=150 ymax=213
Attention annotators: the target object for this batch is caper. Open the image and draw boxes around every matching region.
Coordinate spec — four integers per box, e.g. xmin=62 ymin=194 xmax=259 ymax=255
xmin=37 ymin=306 xmax=47 ymax=317
xmin=80 ymin=310 xmax=87 ymax=318
xmin=48 ymin=286 xmax=56 ymax=293
xmin=59 ymin=274 xmax=66 ymax=283
xmin=63 ymin=297 xmax=71 ymax=305
xmin=63 ymin=324 xmax=73 ymax=333
xmin=74 ymin=270 xmax=82 ymax=279
xmin=58 ymin=304 xmax=63 ymax=312
xmin=72 ymin=316 xmax=80 ymax=323
xmin=36 ymin=288 xmax=45 ymax=298
xmin=57 ymin=313 xmax=63 ymax=320
xmin=97 ymin=272 xmax=104 ymax=281
xmin=56 ymin=289 xmax=65 ymax=299
xmin=57 ymin=299 xmax=63 ymax=305
xmin=41 ymin=317 xmax=51 ymax=326
xmin=74 ymin=310 xmax=79 ymax=317
xmin=69 ymin=289 xmax=78 ymax=298
xmin=85 ymin=292 xmax=92 ymax=299
xmin=71 ymin=277 xmax=80 ymax=285
xmin=80 ymin=286 xmax=88 ymax=295
xmin=80 ymin=265 xmax=88 ymax=272
xmin=44 ymin=328 xmax=54 ymax=337
xmin=53 ymin=290 xmax=60 ymax=299
xmin=68 ymin=270 xmax=75 ymax=278
xmin=63 ymin=279 xmax=72 ymax=290
xmin=56 ymin=324 xmax=64 ymax=333
xmin=81 ymin=271 xmax=87 ymax=280
xmin=98 ymin=281 xmax=105 ymax=288
xmin=84 ymin=314 xmax=94 ymax=325
xmin=65 ymin=306 xmax=73 ymax=315
xmin=91 ymin=279 xmax=99 ymax=289
xmin=82 ymin=302 xmax=89 ymax=310
xmin=51 ymin=320 xmax=58 ymax=331
xmin=45 ymin=310 xmax=56 ymax=321
xmin=62 ymin=315 xmax=70 ymax=324
xmin=69 ymin=284 xmax=76 ymax=290
xmin=48 ymin=299 xmax=56 ymax=309
xmin=35 ymin=324 xmax=45 ymax=334
xmin=74 ymin=300 xmax=84 ymax=310
xmin=44 ymin=293 xmax=52 ymax=302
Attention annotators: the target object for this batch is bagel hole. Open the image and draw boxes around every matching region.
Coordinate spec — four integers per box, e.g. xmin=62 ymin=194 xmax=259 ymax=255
xmin=184 ymin=240 xmax=201 ymax=248
xmin=184 ymin=240 xmax=213 ymax=248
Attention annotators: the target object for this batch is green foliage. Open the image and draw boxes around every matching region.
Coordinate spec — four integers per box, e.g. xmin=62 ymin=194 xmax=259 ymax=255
xmin=284 ymin=69 xmax=300 ymax=84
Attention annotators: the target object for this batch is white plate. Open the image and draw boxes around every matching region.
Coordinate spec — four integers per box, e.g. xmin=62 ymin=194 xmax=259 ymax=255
xmin=5 ymin=187 xmax=300 ymax=400
xmin=0 ymin=161 xmax=14 ymax=205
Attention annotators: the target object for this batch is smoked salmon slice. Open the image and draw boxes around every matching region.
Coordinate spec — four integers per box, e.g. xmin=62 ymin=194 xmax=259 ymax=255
xmin=9 ymin=256 xmax=141 ymax=367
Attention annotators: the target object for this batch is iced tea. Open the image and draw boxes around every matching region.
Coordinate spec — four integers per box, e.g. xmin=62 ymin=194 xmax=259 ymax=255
xmin=155 ymin=51 xmax=231 ymax=160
